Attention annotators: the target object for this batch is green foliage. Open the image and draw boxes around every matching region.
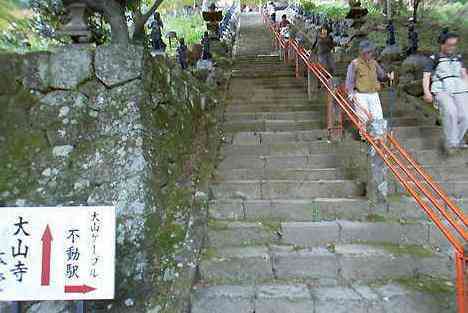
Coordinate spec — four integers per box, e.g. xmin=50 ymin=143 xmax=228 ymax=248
xmin=0 ymin=0 xmax=59 ymax=52
xmin=427 ymin=2 xmax=468 ymax=28
xmin=299 ymin=0 xmax=317 ymax=13
xmin=360 ymin=0 xmax=382 ymax=16
xmin=300 ymin=1 xmax=348 ymax=19
xmin=159 ymin=0 xmax=201 ymax=12
xmin=162 ymin=13 xmax=205 ymax=55
xmin=240 ymin=0 xmax=263 ymax=6
xmin=0 ymin=0 xmax=16 ymax=28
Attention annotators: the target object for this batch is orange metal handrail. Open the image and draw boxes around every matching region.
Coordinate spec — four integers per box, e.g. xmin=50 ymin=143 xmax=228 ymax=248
xmin=262 ymin=14 xmax=467 ymax=313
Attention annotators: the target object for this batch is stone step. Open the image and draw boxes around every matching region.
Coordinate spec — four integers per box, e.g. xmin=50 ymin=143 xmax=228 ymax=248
xmin=412 ymin=165 xmax=468 ymax=182
xmin=230 ymin=76 xmax=307 ymax=85
xmin=221 ymin=141 xmax=337 ymax=157
xmin=210 ymin=180 xmax=365 ymax=200
xmin=234 ymin=56 xmax=281 ymax=64
xmin=410 ymin=149 xmax=468 ymax=167
xmin=272 ymin=244 xmax=453 ymax=283
xmin=398 ymin=139 xmax=439 ymax=151
xmin=209 ymin=198 xmax=369 ymax=221
xmin=223 ymin=119 xmax=323 ymax=132
xmin=383 ymin=117 xmax=420 ymax=127
xmin=393 ymin=126 xmax=442 ymax=140
xmin=223 ymin=117 xmax=419 ymax=132
xmin=226 ymin=130 xmax=328 ymax=145
xmin=192 ymin=283 xmax=454 ymax=313
xmin=224 ymin=111 xmax=322 ymax=121
xmin=199 ymin=244 xmax=452 ymax=284
xmin=218 ymin=154 xmax=339 ymax=170
xmin=383 ymin=195 xmax=468 ymax=220
xmin=229 ymin=85 xmax=307 ymax=94
xmin=232 ymin=63 xmax=294 ymax=70
xmin=207 ymin=220 xmax=441 ymax=249
xmin=226 ymin=104 xmax=318 ymax=113
xmin=231 ymin=71 xmax=296 ymax=78
xmin=215 ymin=168 xmax=341 ymax=181
xmin=228 ymin=92 xmax=312 ymax=103
xmin=382 ymin=109 xmax=419 ymax=118
xmin=391 ymin=180 xmax=468 ymax=198
xmin=280 ymin=221 xmax=447 ymax=249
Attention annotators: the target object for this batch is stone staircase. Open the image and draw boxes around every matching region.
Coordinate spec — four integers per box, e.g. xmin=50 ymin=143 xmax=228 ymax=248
xmin=190 ymin=13 xmax=457 ymax=313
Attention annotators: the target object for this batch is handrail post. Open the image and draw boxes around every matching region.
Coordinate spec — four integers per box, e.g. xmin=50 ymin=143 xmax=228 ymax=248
xmin=456 ymin=245 xmax=467 ymax=313
xmin=284 ymin=41 xmax=289 ymax=64
xmin=326 ymin=78 xmax=343 ymax=141
xmin=307 ymin=54 xmax=318 ymax=100
xmin=295 ymin=45 xmax=300 ymax=79
xmin=367 ymin=119 xmax=389 ymax=212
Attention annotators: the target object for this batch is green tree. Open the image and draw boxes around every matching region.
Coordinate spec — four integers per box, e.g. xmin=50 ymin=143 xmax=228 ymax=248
xmin=31 ymin=0 xmax=169 ymax=44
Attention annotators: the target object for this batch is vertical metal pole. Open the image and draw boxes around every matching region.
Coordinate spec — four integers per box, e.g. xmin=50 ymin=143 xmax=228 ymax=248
xmin=76 ymin=301 xmax=86 ymax=313
xmin=308 ymin=54 xmax=318 ymax=99
xmin=327 ymin=80 xmax=333 ymax=139
xmin=307 ymin=69 xmax=313 ymax=100
xmin=10 ymin=302 xmax=21 ymax=313
xmin=456 ymin=247 xmax=467 ymax=313
xmin=295 ymin=50 xmax=300 ymax=79
xmin=284 ymin=44 xmax=288 ymax=63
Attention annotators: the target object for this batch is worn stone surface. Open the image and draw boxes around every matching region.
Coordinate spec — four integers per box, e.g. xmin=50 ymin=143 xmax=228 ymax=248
xmin=22 ymin=52 xmax=51 ymax=91
xmin=49 ymin=46 xmax=94 ymax=89
xmin=95 ymin=44 xmax=143 ymax=87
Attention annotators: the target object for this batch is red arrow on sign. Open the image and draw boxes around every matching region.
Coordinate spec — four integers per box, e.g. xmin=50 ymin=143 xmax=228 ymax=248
xmin=64 ymin=285 xmax=97 ymax=293
xmin=41 ymin=225 xmax=53 ymax=286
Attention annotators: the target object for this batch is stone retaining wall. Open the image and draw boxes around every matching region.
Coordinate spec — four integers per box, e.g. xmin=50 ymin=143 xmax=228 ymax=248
xmin=0 ymin=43 xmax=225 ymax=313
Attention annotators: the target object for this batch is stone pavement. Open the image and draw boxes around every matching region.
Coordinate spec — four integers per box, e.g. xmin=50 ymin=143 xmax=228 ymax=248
xmin=191 ymin=13 xmax=457 ymax=313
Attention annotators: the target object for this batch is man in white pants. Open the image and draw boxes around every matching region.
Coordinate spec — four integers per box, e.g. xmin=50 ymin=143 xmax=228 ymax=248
xmin=345 ymin=40 xmax=394 ymax=127
xmin=422 ymin=31 xmax=468 ymax=151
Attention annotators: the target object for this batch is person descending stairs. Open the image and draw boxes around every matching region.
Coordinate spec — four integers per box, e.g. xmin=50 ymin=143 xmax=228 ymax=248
xmin=191 ymin=13 xmax=457 ymax=313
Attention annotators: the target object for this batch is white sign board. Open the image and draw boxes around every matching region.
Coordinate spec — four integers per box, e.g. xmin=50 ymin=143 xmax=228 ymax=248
xmin=0 ymin=206 xmax=116 ymax=301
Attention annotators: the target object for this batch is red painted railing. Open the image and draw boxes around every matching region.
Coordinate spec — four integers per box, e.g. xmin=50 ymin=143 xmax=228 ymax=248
xmin=263 ymin=13 xmax=467 ymax=313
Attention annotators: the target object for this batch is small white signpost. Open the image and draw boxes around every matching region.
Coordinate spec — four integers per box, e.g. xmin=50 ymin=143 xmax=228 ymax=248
xmin=0 ymin=206 xmax=116 ymax=302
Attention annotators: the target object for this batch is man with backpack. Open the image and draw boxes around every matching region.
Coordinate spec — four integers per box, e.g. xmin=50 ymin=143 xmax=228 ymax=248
xmin=423 ymin=30 xmax=468 ymax=150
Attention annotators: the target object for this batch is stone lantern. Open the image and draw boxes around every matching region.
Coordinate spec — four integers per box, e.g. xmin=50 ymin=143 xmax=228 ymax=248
xmin=57 ymin=2 xmax=92 ymax=43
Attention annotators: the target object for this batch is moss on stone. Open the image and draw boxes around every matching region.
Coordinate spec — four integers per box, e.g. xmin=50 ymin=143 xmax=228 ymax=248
xmin=395 ymin=275 xmax=454 ymax=295
xmin=366 ymin=242 xmax=434 ymax=258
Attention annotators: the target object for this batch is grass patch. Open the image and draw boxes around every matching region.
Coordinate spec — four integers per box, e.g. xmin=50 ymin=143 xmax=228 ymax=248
xmin=396 ymin=275 xmax=455 ymax=295
xmin=258 ymin=219 xmax=282 ymax=233
xmin=367 ymin=242 xmax=434 ymax=257
xmin=201 ymin=247 xmax=218 ymax=260
xmin=208 ymin=219 xmax=229 ymax=231
xmin=366 ymin=213 xmax=387 ymax=222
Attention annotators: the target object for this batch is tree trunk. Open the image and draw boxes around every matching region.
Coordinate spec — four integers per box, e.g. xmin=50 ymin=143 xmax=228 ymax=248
xmin=132 ymin=0 xmax=165 ymax=43
xmin=132 ymin=19 xmax=146 ymax=43
xmin=83 ymin=0 xmax=130 ymax=44
xmin=107 ymin=11 xmax=129 ymax=44
xmin=413 ymin=0 xmax=420 ymax=23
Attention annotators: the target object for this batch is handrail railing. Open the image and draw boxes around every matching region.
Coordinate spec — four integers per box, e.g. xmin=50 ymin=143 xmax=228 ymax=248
xmin=262 ymin=12 xmax=467 ymax=313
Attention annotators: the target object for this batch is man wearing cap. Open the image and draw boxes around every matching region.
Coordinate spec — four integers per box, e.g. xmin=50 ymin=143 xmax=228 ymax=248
xmin=346 ymin=40 xmax=394 ymax=126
